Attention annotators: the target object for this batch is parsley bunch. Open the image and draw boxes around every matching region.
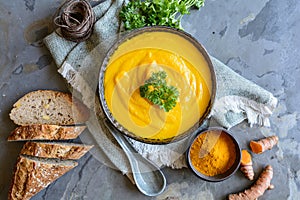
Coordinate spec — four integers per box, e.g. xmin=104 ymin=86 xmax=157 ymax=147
xmin=120 ymin=0 xmax=205 ymax=30
xmin=140 ymin=71 xmax=179 ymax=112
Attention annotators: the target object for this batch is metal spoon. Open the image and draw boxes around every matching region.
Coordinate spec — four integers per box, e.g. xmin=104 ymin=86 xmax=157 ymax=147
xmin=104 ymin=120 xmax=167 ymax=196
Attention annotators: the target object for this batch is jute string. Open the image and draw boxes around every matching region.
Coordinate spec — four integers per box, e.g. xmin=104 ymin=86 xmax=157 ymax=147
xmin=54 ymin=0 xmax=95 ymax=42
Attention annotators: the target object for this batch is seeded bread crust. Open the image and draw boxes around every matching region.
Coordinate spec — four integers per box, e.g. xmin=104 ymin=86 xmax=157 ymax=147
xmin=21 ymin=141 xmax=93 ymax=160
xmin=9 ymin=90 xmax=90 ymax=125
xmin=8 ymin=155 xmax=77 ymax=200
xmin=7 ymin=125 xmax=86 ymax=141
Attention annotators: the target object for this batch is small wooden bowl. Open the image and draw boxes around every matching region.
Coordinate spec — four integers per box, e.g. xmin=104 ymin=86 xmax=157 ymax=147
xmin=186 ymin=127 xmax=241 ymax=182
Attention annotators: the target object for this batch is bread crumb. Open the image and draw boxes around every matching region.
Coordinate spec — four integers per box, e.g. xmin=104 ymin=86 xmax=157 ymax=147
xmin=42 ymin=115 xmax=50 ymax=120
xmin=15 ymin=102 xmax=22 ymax=108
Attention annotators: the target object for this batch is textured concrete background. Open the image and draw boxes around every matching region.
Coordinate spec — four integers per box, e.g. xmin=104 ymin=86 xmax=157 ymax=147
xmin=0 ymin=0 xmax=299 ymax=199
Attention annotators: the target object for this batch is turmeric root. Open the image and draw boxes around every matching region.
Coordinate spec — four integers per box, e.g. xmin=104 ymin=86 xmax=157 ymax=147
xmin=240 ymin=150 xmax=254 ymax=180
xmin=228 ymin=165 xmax=274 ymax=200
xmin=250 ymin=136 xmax=278 ymax=154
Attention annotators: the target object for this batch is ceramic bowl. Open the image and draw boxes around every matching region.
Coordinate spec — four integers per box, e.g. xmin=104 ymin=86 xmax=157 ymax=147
xmin=187 ymin=127 xmax=241 ymax=182
xmin=98 ymin=26 xmax=216 ymax=144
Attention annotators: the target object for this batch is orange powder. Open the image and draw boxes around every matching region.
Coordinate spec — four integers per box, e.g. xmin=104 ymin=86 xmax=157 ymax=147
xmin=189 ymin=131 xmax=236 ymax=176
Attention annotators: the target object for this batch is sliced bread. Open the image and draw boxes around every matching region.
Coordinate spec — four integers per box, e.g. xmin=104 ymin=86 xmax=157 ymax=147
xmin=9 ymin=90 xmax=90 ymax=126
xmin=8 ymin=155 xmax=78 ymax=200
xmin=20 ymin=141 xmax=93 ymax=160
xmin=7 ymin=124 xmax=86 ymax=141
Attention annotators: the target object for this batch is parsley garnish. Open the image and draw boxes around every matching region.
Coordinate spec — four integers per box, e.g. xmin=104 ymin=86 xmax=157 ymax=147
xmin=119 ymin=0 xmax=205 ymax=30
xmin=139 ymin=71 xmax=179 ymax=112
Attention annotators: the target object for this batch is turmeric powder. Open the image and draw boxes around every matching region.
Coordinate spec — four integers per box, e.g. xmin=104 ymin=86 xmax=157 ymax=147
xmin=189 ymin=130 xmax=236 ymax=176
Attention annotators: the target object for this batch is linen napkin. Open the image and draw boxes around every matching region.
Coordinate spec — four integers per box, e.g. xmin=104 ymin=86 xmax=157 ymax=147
xmin=44 ymin=0 xmax=277 ymax=174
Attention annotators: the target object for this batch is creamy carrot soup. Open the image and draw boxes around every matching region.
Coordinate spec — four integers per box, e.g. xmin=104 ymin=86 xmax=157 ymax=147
xmin=104 ymin=31 xmax=212 ymax=140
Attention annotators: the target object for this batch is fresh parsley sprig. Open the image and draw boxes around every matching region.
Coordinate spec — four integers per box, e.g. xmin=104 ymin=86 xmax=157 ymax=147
xmin=120 ymin=0 xmax=205 ymax=30
xmin=139 ymin=71 xmax=179 ymax=112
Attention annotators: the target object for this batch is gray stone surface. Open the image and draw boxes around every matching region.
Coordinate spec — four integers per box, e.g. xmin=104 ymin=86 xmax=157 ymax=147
xmin=0 ymin=0 xmax=299 ymax=199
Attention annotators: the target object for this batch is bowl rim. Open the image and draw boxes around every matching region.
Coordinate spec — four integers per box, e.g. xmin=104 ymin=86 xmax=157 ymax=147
xmin=186 ymin=127 xmax=241 ymax=182
xmin=98 ymin=26 xmax=217 ymax=144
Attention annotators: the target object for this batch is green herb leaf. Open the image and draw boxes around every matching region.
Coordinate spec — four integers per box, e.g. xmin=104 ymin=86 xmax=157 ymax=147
xmin=119 ymin=0 xmax=205 ymax=30
xmin=140 ymin=71 xmax=179 ymax=112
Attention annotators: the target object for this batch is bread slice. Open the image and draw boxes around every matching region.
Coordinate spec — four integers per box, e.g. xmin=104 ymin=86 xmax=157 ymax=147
xmin=20 ymin=141 xmax=93 ymax=160
xmin=8 ymin=155 xmax=78 ymax=200
xmin=9 ymin=90 xmax=89 ymax=126
xmin=7 ymin=124 xmax=86 ymax=141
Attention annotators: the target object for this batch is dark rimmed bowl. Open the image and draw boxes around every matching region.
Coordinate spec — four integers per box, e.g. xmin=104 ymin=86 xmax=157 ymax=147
xmin=187 ymin=127 xmax=241 ymax=182
xmin=98 ymin=26 xmax=216 ymax=144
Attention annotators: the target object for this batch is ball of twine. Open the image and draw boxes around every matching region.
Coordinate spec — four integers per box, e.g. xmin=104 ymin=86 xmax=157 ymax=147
xmin=54 ymin=0 xmax=95 ymax=42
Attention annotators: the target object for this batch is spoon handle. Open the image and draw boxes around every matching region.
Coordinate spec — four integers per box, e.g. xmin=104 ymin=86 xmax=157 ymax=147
xmin=104 ymin=120 xmax=166 ymax=196
xmin=104 ymin=120 xmax=160 ymax=173
xmin=104 ymin=121 xmax=138 ymax=162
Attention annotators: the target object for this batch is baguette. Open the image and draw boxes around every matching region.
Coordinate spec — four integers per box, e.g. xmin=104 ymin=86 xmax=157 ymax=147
xmin=9 ymin=90 xmax=89 ymax=125
xmin=7 ymin=124 xmax=86 ymax=141
xmin=8 ymin=155 xmax=78 ymax=200
xmin=21 ymin=141 xmax=93 ymax=160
